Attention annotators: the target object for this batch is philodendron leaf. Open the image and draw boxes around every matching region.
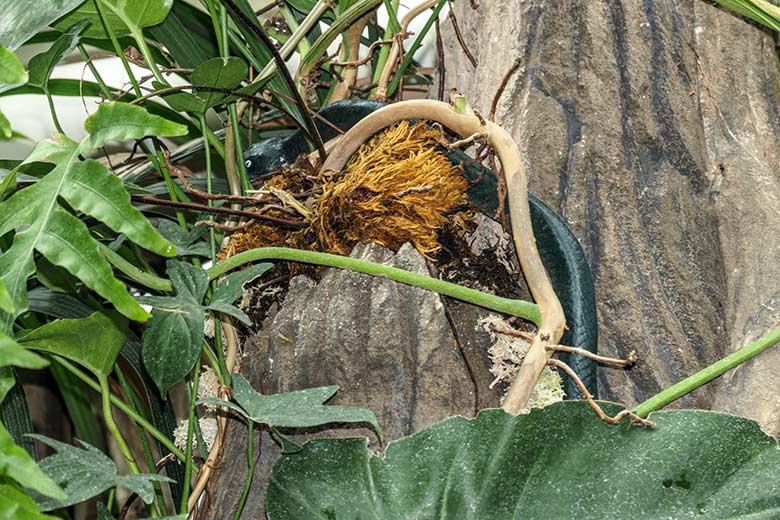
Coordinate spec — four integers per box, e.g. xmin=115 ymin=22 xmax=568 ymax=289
xmin=0 ymin=0 xmax=84 ymax=50
xmin=0 ymin=423 xmax=64 ymax=501
xmin=191 ymin=57 xmax=248 ymax=110
xmin=0 ymin=280 xmax=13 ymax=314
xmin=141 ymin=260 xmax=208 ymax=396
xmin=18 ymin=311 xmax=127 ymax=378
xmin=27 ymin=435 xmax=172 ymax=512
xmin=53 ymin=0 xmax=174 ymax=39
xmin=0 ymin=44 xmax=27 ymax=94
xmin=0 ymin=102 xmax=183 ymax=332
xmin=27 ymin=20 xmax=89 ymax=91
xmin=202 ymin=374 xmax=380 ymax=434
xmin=155 ymin=219 xmax=211 ymax=257
xmin=0 ymin=334 xmax=48 ymax=370
xmin=0 ymin=483 xmax=59 ymax=520
xmin=267 ymin=402 xmax=780 ymax=519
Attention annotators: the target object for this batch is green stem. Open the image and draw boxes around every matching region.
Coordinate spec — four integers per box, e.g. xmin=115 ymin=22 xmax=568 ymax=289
xmin=99 ymin=243 xmax=173 ymax=292
xmin=206 ymin=247 xmax=541 ymax=323
xmin=44 ymin=88 xmax=65 ymax=134
xmin=232 ymin=421 xmax=255 ymax=520
xmin=99 ymin=375 xmax=142 ymax=474
xmin=372 ymin=0 xmax=400 ymax=86
xmin=634 ymin=324 xmax=780 ymax=418
xmin=57 ymin=358 xmax=187 ymax=462
xmin=179 ymin=364 xmax=201 ymax=514
xmin=227 ymin=103 xmax=250 ymax=193
xmin=93 ymin=0 xmax=141 ymax=97
xmin=386 ymin=0 xmax=446 ymax=98
xmin=78 ymin=44 xmax=112 ymax=98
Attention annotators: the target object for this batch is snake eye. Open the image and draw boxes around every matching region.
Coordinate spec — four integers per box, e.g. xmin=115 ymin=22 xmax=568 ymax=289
xmin=245 ymin=159 xmax=252 ymax=168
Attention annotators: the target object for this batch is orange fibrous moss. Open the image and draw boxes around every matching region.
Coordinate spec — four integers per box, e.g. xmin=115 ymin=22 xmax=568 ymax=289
xmin=307 ymin=120 xmax=471 ymax=260
xmin=221 ymin=120 xmax=472 ymax=262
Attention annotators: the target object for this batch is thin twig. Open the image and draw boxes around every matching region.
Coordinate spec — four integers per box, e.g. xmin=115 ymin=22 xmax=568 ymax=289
xmin=547 ymin=359 xmax=654 ymax=427
xmin=489 ymin=57 xmax=522 ymax=121
xmin=545 ymin=345 xmax=637 ymax=367
xmin=131 ymin=195 xmax=307 ymax=228
xmin=447 ymin=131 xmax=487 ymax=151
xmin=221 ymin=0 xmax=328 ymax=159
xmin=447 ymin=1 xmax=477 ymax=68
xmin=164 ymin=152 xmax=262 ymax=205
xmin=435 ymin=16 xmax=445 ymax=101
xmin=331 ymin=38 xmax=394 ymax=67
xmin=195 ymin=220 xmax=254 ymax=233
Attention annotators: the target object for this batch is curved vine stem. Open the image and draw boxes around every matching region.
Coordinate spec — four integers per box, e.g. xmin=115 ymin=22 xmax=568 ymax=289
xmin=319 ymin=99 xmax=566 ymax=414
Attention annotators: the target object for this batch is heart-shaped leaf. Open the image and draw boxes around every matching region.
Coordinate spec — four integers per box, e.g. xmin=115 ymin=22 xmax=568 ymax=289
xmin=201 ymin=374 xmax=380 ymax=434
xmin=190 ymin=57 xmax=248 ymax=110
xmin=27 ymin=435 xmax=172 ymax=512
xmin=266 ymin=402 xmax=780 ymax=519
xmin=18 ymin=311 xmax=127 ymax=378
xmin=27 ymin=20 xmax=89 ymax=91
xmin=141 ymin=260 xmax=208 ymax=396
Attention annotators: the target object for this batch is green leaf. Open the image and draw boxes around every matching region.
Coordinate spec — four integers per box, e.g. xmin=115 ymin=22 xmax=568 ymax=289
xmin=0 ymin=423 xmax=64 ymax=500
xmin=0 ymin=109 xmax=11 ymax=139
xmin=0 ymin=45 xmax=27 ymax=94
xmin=27 ymin=435 xmax=172 ymax=512
xmin=0 ymin=102 xmax=182 ymax=331
xmin=0 ymin=483 xmax=59 ymax=520
xmin=18 ymin=311 xmax=127 ymax=378
xmin=83 ymin=100 xmax=187 ymax=150
xmin=0 ymin=0 xmax=84 ymax=50
xmin=155 ymin=219 xmax=210 ymax=257
xmin=0 ymin=335 xmax=47 ymax=370
xmin=50 ymin=362 xmax=104 ymax=450
xmin=267 ymin=403 xmax=780 ymax=519
xmin=54 ymin=0 xmax=174 ymax=39
xmin=27 ymin=20 xmax=89 ymax=91
xmin=147 ymin=1 xmax=219 ymax=69
xmin=205 ymin=302 xmax=250 ymax=325
xmin=209 ymin=263 xmax=272 ymax=307
xmin=0 ymin=280 xmax=13 ymax=314
xmin=203 ymin=374 xmax=380 ymax=433
xmin=191 ymin=57 xmax=248 ymax=110
xmin=141 ymin=260 xmax=208 ymax=395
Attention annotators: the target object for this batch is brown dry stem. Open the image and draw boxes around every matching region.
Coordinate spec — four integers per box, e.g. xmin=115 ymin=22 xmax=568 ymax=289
xmin=321 ymin=99 xmax=566 ymax=414
xmin=547 ymin=359 xmax=654 ymax=427
xmin=545 ymin=345 xmax=638 ymax=367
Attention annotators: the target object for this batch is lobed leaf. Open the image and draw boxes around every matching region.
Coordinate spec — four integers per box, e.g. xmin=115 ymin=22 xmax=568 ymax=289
xmin=28 ymin=435 xmax=172 ymax=512
xmin=204 ymin=374 xmax=381 ymax=433
xmin=82 ymin=101 xmax=187 ymax=152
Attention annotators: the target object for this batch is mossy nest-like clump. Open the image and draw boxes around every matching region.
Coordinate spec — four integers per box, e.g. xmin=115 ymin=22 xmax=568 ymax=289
xmin=222 ymin=120 xmax=473 ymax=263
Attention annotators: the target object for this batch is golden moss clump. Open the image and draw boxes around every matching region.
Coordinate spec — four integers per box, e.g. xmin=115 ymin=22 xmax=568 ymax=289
xmin=306 ymin=120 xmax=470 ymax=260
xmin=221 ymin=120 xmax=471 ymax=263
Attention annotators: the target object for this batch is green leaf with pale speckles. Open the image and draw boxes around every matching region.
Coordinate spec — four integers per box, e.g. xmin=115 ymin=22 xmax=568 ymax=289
xmin=267 ymin=402 xmax=780 ymax=519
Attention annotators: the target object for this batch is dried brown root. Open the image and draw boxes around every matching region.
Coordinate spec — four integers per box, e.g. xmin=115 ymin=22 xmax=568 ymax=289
xmin=547 ymin=358 xmax=654 ymax=427
xmin=545 ymin=345 xmax=637 ymax=367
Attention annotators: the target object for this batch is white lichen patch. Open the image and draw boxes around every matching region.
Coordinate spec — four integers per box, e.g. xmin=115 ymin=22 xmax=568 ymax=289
xmin=174 ymin=416 xmax=218 ymax=453
xmin=197 ymin=365 xmax=220 ymax=412
xmin=478 ymin=314 xmax=564 ymax=412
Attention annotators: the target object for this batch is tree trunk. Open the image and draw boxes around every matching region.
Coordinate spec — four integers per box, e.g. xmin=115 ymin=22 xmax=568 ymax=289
xmin=440 ymin=0 xmax=780 ymax=432
xmin=202 ymin=1 xmax=780 ymax=517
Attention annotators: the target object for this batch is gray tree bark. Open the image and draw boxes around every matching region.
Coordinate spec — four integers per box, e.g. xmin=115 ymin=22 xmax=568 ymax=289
xmin=440 ymin=0 xmax=780 ymax=432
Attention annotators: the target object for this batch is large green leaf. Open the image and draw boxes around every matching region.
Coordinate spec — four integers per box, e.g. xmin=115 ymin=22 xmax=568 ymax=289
xmin=0 ymin=0 xmax=84 ymax=50
xmin=140 ymin=260 xmax=209 ymax=396
xmin=27 ymin=435 xmax=172 ymax=512
xmin=191 ymin=57 xmax=248 ymax=110
xmin=18 ymin=312 xmax=126 ymax=378
xmin=0 ymin=423 xmax=64 ymax=500
xmin=267 ymin=403 xmax=780 ymax=519
xmin=0 ymin=483 xmax=59 ymax=520
xmin=202 ymin=374 xmax=380 ymax=433
xmin=54 ymin=0 xmax=174 ymax=39
xmin=0 ymin=102 xmax=183 ymax=332
xmin=0 ymin=335 xmax=47 ymax=370
xmin=0 ymin=44 xmax=27 ymax=94
xmin=147 ymin=1 xmax=219 ymax=69
xmin=27 ymin=20 xmax=89 ymax=91
xmin=0 ymin=280 xmax=13 ymax=314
